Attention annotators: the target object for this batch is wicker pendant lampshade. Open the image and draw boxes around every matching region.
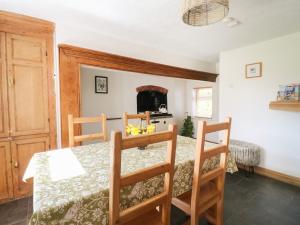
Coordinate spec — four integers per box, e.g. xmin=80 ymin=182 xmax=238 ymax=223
xmin=183 ymin=0 xmax=229 ymax=26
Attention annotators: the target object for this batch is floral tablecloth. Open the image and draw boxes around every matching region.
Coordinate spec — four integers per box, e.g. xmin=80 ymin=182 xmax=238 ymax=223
xmin=24 ymin=136 xmax=238 ymax=225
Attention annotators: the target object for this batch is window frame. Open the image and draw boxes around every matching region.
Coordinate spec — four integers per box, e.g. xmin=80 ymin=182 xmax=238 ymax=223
xmin=193 ymin=86 xmax=213 ymax=119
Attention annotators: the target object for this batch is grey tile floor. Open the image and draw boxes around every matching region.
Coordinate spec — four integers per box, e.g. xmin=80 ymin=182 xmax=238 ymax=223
xmin=0 ymin=197 xmax=32 ymax=225
xmin=1 ymin=171 xmax=299 ymax=225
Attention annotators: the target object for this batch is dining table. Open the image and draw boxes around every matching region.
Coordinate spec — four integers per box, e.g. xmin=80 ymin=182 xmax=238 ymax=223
xmin=23 ymin=135 xmax=238 ymax=225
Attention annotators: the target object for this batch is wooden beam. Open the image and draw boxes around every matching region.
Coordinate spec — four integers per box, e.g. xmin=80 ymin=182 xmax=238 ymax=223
xmin=59 ymin=49 xmax=80 ymax=147
xmin=59 ymin=44 xmax=218 ymax=82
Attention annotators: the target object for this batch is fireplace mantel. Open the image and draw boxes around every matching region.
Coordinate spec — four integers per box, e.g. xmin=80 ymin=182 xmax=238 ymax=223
xmin=136 ymin=85 xmax=168 ymax=94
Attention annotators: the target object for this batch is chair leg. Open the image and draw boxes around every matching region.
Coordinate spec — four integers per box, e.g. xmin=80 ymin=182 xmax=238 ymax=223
xmin=205 ymin=208 xmax=216 ymax=225
xmin=190 ymin=214 xmax=199 ymax=225
xmin=215 ymin=200 xmax=224 ymax=225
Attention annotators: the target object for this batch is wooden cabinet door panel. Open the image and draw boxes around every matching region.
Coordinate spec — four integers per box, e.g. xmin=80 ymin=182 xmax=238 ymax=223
xmin=11 ymin=136 xmax=49 ymax=197
xmin=11 ymin=37 xmax=44 ymax=63
xmin=0 ymin=141 xmax=13 ymax=201
xmin=6 ymin=33 xmax=49 ymax=136
xmin=0 ymin=32 xmax=9 ymax=138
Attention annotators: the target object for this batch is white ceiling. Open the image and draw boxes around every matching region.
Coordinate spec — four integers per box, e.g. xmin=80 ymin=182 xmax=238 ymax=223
xmin=1 ymin=0 xmax=300 ymax=62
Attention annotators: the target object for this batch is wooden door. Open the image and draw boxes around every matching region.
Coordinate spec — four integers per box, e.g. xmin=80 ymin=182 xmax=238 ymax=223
xmin=0 ymin=141 xmax=13 ymax=201
xmin=11 ymin=136 xmax=49 ymax=197
xmin=0 ymin=32 xmax=9 ymax=138
xmin=6 ymin=33 xmax=49 ymax=137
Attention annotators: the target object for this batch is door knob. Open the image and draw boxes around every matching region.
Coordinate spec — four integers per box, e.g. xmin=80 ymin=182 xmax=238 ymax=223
xmin=14 ymin=161 xmax=19 ymax=168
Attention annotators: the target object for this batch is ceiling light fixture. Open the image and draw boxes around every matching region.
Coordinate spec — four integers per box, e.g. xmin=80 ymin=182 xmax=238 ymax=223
xmin=182 ymin=0 xmax=229 ymax=26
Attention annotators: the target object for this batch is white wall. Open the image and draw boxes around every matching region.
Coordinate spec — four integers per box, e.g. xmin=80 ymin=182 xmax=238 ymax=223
xmin=80 ymin=66 xmax=187 ymax=139
xmin=219 ymin=32 xmax=300 ymax=177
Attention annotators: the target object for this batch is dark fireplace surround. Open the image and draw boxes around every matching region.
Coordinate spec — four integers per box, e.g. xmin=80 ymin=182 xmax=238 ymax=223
xmin=136 ymin=85 xmax=170 ymax=116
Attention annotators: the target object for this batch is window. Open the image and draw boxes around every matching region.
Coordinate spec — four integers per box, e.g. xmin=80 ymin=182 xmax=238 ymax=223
xmin=194 ymin=87 xmax=213 ymax=118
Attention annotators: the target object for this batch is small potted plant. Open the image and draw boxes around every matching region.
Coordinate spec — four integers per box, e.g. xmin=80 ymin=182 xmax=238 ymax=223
xmin=181 ymin=115 xmax=194 ymax=138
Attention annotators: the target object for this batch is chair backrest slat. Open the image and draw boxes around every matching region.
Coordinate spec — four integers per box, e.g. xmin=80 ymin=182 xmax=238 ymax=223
xmin=200 ymin=167 xmax=223 ymax=184
xmin=119 ymin=192 xmax=168 ymax=224
xmin=203 ymin=145 xmax=227 ymax=159
xmin=120 ymin=162 xmax=170 ymax=187
xmin=73 ymin=116 xmax=103 ymax=124
xmin=110 ymin=124 xmax=177 ymax=225
xmin=123 ymin=111 xmax=150 ymax=136
xmin=205 ymin=122 xmax=229 ymax=134
xmin=73 ymin=133 xmax=105 ymax=142
xmin=122 ymin=130 xmax=172 ymax=149
xmin=68 ymin=114 xmax=107 ymax=147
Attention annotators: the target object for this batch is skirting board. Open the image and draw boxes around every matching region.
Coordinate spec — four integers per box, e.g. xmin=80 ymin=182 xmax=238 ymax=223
xmin=254 ymin=166 xmax=300 ymax=187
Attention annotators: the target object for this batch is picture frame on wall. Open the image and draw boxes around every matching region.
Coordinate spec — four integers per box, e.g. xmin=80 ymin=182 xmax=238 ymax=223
xmin=245 ymin=62 xmax=262 ymax=78
xmin=95 ymin=76 xmax=108 ymax=93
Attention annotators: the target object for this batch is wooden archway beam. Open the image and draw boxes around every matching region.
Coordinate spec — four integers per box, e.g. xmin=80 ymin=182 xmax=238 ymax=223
xmin=59 ymin=44 xmax=218 ymax=81
xmin=59 ymin=44 xmax=217 ymax=147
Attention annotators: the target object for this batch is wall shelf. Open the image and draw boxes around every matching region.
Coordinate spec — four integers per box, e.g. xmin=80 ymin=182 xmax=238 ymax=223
xmin=269 ymin=101 xmax=300 ymax=112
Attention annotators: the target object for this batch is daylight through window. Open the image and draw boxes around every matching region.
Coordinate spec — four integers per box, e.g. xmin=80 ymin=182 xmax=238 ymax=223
xmin=194 ymin=87 xmax=213 ymax=118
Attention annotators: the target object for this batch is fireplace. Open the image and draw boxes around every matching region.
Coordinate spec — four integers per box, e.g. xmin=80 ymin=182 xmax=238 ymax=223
xmin=136 ymin=85 xmax=168 ymax=113
xmin=136 ymin=85 xmax=173 ymax=132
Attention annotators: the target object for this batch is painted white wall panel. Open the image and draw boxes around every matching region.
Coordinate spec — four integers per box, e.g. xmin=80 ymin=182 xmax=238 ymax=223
xmin=219 ymin=32 xmax=300 ymax=177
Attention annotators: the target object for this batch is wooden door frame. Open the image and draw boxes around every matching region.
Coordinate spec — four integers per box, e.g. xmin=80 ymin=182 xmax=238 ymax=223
xmin=59 ymin=44 xmax=218 ymax=147
xmin=0 ymin=11 xmax=56 ymax=148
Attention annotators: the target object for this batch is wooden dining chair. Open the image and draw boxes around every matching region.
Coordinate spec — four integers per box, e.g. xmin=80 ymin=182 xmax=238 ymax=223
xmin=68 ymin=114 xmax=107 ymax=147
xmin=171 ymin=118 xmax=232 ymax=225
xmin=109 ymin=124 xmax=177 ymax=225
xmin=123 ymin=111 xmax=151 ymax=136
